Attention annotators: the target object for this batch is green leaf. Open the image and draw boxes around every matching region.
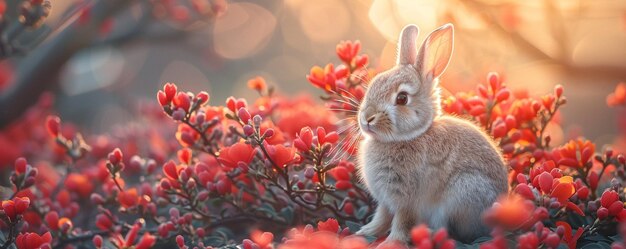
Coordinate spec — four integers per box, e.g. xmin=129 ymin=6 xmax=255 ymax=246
xmin=470 ymin=236 xmax=492 ymax=244
xmin=355 ymin=206 xmax=369 ymax=220
xmin=580 ymin=242 xmax=611 ymax=249
xmin=345 ymin=221 xmax=363 ymax=233
xmin=364 ymin=235 xmax=377 ymax=243
xmin=258 ymin=203 xmax=276 ymax=218
xmin=205 ymin=236 xmax=225 ymax=246
xmin=279 ymin=207 xmax=294 ymax=223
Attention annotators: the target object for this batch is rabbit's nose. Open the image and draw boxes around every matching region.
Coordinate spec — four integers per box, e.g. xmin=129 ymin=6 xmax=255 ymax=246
xmin=366 ymin=115 xmax=376 ymax=124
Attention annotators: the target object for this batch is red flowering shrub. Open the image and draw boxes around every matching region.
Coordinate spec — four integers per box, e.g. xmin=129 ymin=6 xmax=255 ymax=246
xmin=1 ymin=35 xmax=625 ymax=249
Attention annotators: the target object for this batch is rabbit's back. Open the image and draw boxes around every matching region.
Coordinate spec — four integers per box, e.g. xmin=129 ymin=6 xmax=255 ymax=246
xmin=359 ymin=115 xmax=507 ymax=192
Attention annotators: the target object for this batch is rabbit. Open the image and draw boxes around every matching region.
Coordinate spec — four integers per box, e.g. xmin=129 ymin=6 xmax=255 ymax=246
xmin=354 ymin=23 xmax=508 ymax=244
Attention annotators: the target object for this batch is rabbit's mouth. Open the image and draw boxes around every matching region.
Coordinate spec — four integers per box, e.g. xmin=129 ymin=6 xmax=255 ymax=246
xmin=360 ymin=123 xmax=377 ymax=135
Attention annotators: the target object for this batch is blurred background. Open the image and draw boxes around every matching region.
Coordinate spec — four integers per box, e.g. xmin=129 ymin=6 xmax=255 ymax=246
xmin=0 ymin=0 xmax=625 ymax=146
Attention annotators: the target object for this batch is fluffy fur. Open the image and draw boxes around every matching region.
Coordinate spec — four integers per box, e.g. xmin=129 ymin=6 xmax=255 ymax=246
xmin=355 ymin=24 xmax=508 ymax=244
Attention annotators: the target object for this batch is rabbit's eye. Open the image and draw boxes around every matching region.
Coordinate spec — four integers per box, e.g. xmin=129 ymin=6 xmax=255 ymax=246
xmin=396 ymin=92 xmax=408 ymax=105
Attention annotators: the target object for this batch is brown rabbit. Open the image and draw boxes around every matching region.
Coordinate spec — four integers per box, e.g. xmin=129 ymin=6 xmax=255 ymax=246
xmin=355 ymin=24 xmax=508 ymax=244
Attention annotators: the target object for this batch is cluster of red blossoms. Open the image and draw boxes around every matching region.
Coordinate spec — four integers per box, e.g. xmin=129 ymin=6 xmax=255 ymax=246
xmin=1 ymin=38 xmax=626 ymax=249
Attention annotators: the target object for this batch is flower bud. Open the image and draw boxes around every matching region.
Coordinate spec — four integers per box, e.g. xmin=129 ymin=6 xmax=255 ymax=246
xmin=172 ymin=109 xmax=186 ymax=121
xmin=179 ymin=170 xmax=189 ymax=183
xmin=14 ymin=158 xmax=28 ymax=174
xmin=93 ymin=235 xmax=103 ymax=248
xmin=169 ymin=208 xmax=180 ymax=219
xmin=176 ymin=235 xmax=185 ymax=248
xmin=23 ymin=176 xmax=36 ymax=188
xmin=243 ymin=125 xmax=254 ymax=137
xmin=263 ymin=128 xmax=274 ymax=138
xmin=554 ymin=85 xmax=563 ymax=98
xmin=533 ymin=207 xmax=549 ymax=221
xmin=91 ymin=193 xmax=105 ymax=205
xmin=495 ymin=89 xmax=510 ymax=102
xmin=196 ymin=228 xmax=206 ymax=237
xmin=27 ymin=168 xmax=38 ymax=177
xmin=544 ymin=233 xmax=560 ymax=248
xmin=488 ymin=72 xmax=500 ymax=91
xmin=197 ymin=191 xmax=210 ymax=202
xmin=45 ymin=115 xmax=61 ymax=137
xmin=253 ymin=115 xmax=262 ymax=126
xmin=304 ymin=167 xmax=315 ymax=179
xmin=174 ymin=92 xmax=191 ymax=111
xmin=549 ymin=201 xmax=561 ymax=209
xmin=196 ymin=91 xmax=210 ymax=105
xmin=160 ymin=179 xmax=172 ymax=190
xmin=186 ymin=179 xmax=196 ymax=190
xmin=195 ymin=112 xmax=206 ymax=125
xmin=238 ymin=108 xmax=251 ymax=124
xmin=597 ymin=207 xmax=609 ymax=219
xmin=157 ymin=91 xmax=169 ymax=106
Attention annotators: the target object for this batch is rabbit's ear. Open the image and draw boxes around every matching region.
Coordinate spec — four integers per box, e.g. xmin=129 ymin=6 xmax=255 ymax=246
xmin=396 ymin=24 xmax=420 ymax=65
xmin=417 ymin=23 xmax=454 ymax=81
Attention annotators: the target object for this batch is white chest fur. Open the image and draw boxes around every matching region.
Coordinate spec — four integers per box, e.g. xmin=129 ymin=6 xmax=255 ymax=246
xmin=358 ymin=137 xmax=448 ymax=227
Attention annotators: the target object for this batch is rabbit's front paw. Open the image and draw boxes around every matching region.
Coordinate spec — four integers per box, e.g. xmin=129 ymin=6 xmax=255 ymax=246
xmin=356 ymin=221 xmax=390 ymax=237
xmin=382 ymin=230 xmax=409 ymax=245
xmin=356 ymin=206 xmax=393 ymax=237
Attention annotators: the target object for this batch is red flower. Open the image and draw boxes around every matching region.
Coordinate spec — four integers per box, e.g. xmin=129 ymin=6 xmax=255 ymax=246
xmin=176 ymin=123 xmax=200 ymax=147
xmin=64 ymin=173 xmax=94 ymax=197
xmin=226 ymin=97 xmax=248 ymax=113
xmin=307 ymin=64 xmax=344 ymax=92
xmin=274 ymin=95 xmax=336 ymax=139
xmin=553 ymin=139 xmax=595 ymax=168
xmin=14 ymin=157 xmax=28 ymax=174
xmin=164 ymin=83 xmax=177 ymax=101
xmin=44 ymin=211 xmax=59 ymax=230
xmin=411 ymin=224 xmax=430 ymax=245
xmin=260 ymin=121 xmax=286 ymax=145
xmin=251 ymin=230 xmax=274 ymax=249
xmin=267 ymin=144 xmax=297 ymax=168
xmin=95 ymin=213 xmax=113 ymax=231
xmin=114 ymin=223 xmax=156 ymax=249
xmin=556 ymin=221 xmax=583 ymax=249
xmin=353 ymin=55 xmax=369 ymax=69
xmin=117 ymin=188 xmax=139 ymax=208
xmin=514 ymin=183 xmax=535 ymax=200
xmin=218 ymin=142 xmax=255 ymax=169
xmin=177 ymin=148 xmax=192 ymax=165
xmin=317 ymin=218 xmax=339 ymax=233
xmin=135 ymin=233 xmax=156 ymax=249
xmin=483 ymin=195 xmax=534 ymax=230
xmin=173 ymin=92 xmax=191 ymax=112
xmin=601 ymin=190 xmax=620 ymax=208
xmin=248 ymin=76 xmax=268 ymax=92
xmin=1 ymin=197 xmax=30 ymax=222
xmin=163 ymin=160 xmax=181 ymax=180
xmin=57 ymin=217 xmax=73 ymax=232
xmin=294 ymin=127 xmax=314 ymax=152
xmin=15 ymin=232 xmax=52 ymax=249
xmin=157 ymin=83 xmax=178 ymax=106
xmin=45 ymin=115 xmax=60 ymax=137
xmin=316 ymin=126 xmax=338 ymax=145
xmin=550 ymin=176 xmax=575 ymax=203
xmin=607 ymin=82 xmax=626 ymax=107
xmin=196 ymin=91 xmax=210 ymax=105
xmin=517 ymin=231 xmax=539 ymax=249
xmin=93 ymin=235 xmax=103 ymax=248
xmin=409 ymin=225 xmax=455 ymax=249
xmin=336 ymin=40 xmax=361 ymax=64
